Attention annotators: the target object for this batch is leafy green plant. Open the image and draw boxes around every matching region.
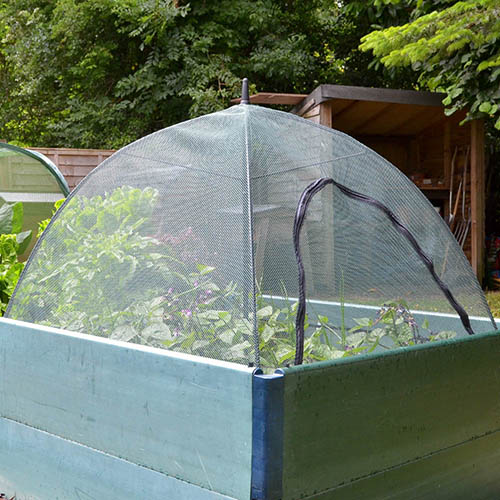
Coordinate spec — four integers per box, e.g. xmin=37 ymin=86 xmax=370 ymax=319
xmin=486 ymin=290 xmax=500 ymax=318
xmin=159 ymin=290 xmax=457 ymax=369
xmin=37 ymin=197 xmax=65 ymax=237
xmin=360 ymin=0 xmax=500 ymax=129
xmin=13 ymin=186 xmax=164 ymax=327
xmin=0 ymin=0 xmax=361 ymax=149
xmin=10 ymin=186 xmax=457 ymax=369
xmin=0 ymin=198 xmax=32 ymax=315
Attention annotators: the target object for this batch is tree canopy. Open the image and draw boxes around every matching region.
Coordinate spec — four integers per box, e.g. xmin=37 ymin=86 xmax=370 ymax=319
xmin=2 ymin=1 xmax=498 ymax=148
xmin=0 ymin=0 xmax=387 ymax=149
xmin=360 ymin=0 xmax=500 ymax=129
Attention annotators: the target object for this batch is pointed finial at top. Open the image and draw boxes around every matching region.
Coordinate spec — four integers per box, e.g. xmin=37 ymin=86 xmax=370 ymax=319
xmin=241 ymin=78 xmax=249 ymax=105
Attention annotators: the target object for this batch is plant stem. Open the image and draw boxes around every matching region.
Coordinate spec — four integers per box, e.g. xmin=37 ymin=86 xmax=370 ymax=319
xmin=340 ymin=269 xmax=346 ymax=348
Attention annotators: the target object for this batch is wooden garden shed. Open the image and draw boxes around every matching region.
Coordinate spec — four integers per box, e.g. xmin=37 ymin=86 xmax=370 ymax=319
xmin=237 ymin=85 xmax=486 ymax=281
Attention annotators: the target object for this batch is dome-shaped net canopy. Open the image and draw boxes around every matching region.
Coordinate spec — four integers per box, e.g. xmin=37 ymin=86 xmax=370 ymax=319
xmin=0 ymin=143 xmax=70 ymax=257
xmin=6 ymin=105 xmax=496 ymax=369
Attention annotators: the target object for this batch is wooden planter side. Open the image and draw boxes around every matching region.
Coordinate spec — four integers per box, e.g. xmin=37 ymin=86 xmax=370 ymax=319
xmin=281 ymin=330 xmax=500 ymax=499
xmin=0 ymin=418 xmax=235 ymax=500
xmin=2 ymin=316 xmax=499 ymax=499
xmin=0 ymin=318 xmax=253 ymax=500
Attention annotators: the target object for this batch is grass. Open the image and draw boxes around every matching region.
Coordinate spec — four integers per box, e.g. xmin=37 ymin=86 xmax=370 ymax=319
xmin=486 ymin=290 xmax=500 ymax=318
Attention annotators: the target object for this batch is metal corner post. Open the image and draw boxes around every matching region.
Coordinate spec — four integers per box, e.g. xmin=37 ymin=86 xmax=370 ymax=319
xmin=251 ymin=371 xmax=284 ymax=500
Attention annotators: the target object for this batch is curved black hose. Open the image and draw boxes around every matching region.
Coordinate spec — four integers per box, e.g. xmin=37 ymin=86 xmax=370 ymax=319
xmin=293 ymin=177 xmax=475 ymax=366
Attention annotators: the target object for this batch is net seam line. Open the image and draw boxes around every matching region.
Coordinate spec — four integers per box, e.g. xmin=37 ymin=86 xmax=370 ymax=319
xmin=121 ymin=152 xmax=242 ymax=181
xmin=293 ymin=177 xmax=475 ymax=366
xmin=249 ymin=152 xmax=367 ymax=180
xmin=122 ymin=151 xmax=367 ymax=182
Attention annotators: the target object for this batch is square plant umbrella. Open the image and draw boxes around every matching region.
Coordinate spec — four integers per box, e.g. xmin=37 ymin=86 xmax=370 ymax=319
xmin=1 ymin=81 xmax=499 ymax=500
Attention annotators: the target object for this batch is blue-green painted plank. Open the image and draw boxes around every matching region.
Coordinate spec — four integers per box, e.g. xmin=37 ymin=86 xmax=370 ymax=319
xmin=0 ymin=417 xmax=235 ymax=500
xmin=0 ymin=318 xmax=253 ymax=500
xmin=309 ymin=430 xmax=500 ymax=499
xmin=281 ymin=329 xmax=500 ymax=499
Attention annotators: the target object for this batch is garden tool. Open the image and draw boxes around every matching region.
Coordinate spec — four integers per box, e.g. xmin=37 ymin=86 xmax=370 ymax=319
xmin=453 ymin=146 xmax=470 ymax=245
xmin=458 ymin=207 xmax=471 ymax=248
xmin=450 ymin=175 xmax=462 ymax=233
xmin=446 ymin=146 xmax=458 ymax=226
xmin=443 ymin=146 xmax=468 ymax=275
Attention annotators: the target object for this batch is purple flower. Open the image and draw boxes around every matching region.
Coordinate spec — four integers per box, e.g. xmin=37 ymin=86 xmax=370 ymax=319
xmin=205 ymin=290 xmax=212 ymax=296
xmin=167 ymin=287 xmax=173 ymax=294
xmin=182 ymin=309 xmax=192 ymax=317
xmin=193 ymin=281 xmax=199 ymax=287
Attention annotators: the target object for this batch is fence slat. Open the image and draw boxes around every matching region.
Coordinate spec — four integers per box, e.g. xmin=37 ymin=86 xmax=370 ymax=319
xmin=31 ymin=147 xmax=114 ymax=190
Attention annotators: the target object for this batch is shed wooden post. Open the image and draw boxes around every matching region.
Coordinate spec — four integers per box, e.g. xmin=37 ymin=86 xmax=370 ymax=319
xmin=320 ymin=101 xmax=333 ymax=128
xmin=443 ymin=121 xmax=451 ymax=188
xmin=470 ymin=120 xmax=485 ymax=281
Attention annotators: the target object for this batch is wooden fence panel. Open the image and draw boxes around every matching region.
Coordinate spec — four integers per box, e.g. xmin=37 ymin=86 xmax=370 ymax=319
xmin=32 ymin=147 xmax=115 ymax=190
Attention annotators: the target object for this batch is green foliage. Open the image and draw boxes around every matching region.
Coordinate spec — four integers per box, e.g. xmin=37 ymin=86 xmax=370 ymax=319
xmin=0 ymin=199 xmax=32 ymax=315
xmin=360 ymin=0 xmax=500 ymax=128
xmin=0 ymin=0 xmax=364 ymax=148
xmin=15 ymin=186 xmax=162 ymax=328
xmin=486 ymin=290 xmax=500 ymax=318
xmin=12 ymin=186 xmax=457 ymax=369
xmin=37 ymin=197 xmax=65 ymax=237
xmin=0 ymin=0 xmax=426 ymax=149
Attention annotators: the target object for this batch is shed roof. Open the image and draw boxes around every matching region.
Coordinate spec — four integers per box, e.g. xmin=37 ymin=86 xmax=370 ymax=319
xmin=293 ymin=84 xmax=445 ymax=113
xmin=294 ymin=84 xmax=454 ymax=137
xmin=231 ymin=92 xmax=307 ymax=106
xmin=233 ymin=84 xmax=461 ymax=137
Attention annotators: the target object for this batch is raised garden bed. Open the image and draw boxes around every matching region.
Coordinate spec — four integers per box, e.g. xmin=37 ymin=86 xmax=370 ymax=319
xmin=1 ymin=316 xmax=499 ymax=499
xmin=2 ymin=101 xmax=498 ymax=499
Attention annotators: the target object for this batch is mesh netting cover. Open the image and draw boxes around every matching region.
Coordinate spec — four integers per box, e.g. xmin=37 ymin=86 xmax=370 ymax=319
xmin=0 ymin=143 xmax=68 ymax=199
xmin=6 ymin=105 xmax=497 ymax=368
